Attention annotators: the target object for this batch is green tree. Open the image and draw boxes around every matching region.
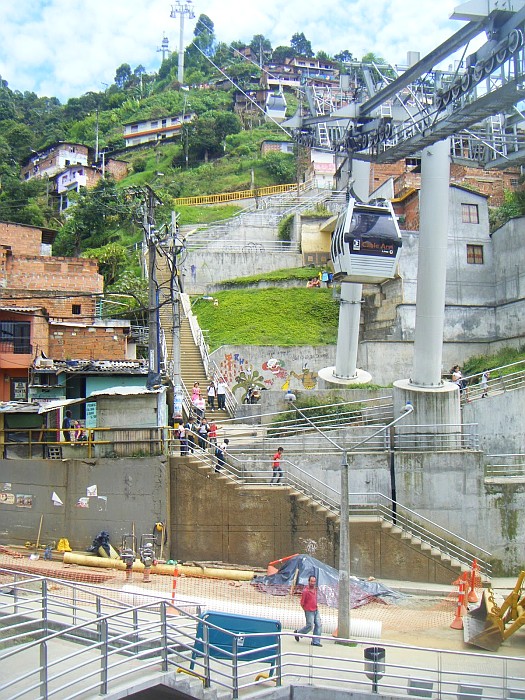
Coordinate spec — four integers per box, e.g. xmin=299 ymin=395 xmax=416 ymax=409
xmin=262 ymin=151 xmax=296 ymax=183
xmin=334 ymin=49 xmax=353 ymax=63
xmin=188 ymin=110 xmax=241 ymax=161
xmin=316 ymin=51 xmax=332 ymax=61
xmin=249 ymin=34 xmax=273 ymax=64
xmin=361 ymin=52 xmax=388 ymax=65
xmin=82 ymin=242 xmax=128 ymax=286
xmin=272 ymin=46 xmax=295 ymax=63
xmin=115 ymin=63 xmax=132 ymax=89
xmin=55 ymin=178 xmax=128 ymax=256
xmin=291 ymin=32 xmax=313 ymax=58
xmin=0 ymin=121 xmax=35 ymax=161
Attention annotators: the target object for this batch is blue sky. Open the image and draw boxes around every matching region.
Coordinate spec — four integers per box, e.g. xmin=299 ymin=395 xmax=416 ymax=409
xmin=0 ymin=0 xmax=461 ymax=103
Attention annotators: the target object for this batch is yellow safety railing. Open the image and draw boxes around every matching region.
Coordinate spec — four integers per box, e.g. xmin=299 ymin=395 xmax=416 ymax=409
xmin=174 ymin=182 xmax=307 ymax=207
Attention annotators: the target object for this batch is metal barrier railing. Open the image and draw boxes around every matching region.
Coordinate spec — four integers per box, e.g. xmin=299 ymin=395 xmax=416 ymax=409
xmin=460 ymin=359 xmax=525 ymax=403
xmin=174 ymin=434 xmax=492 ymax=577
xmin=1 ymin=426 xmax=167 ymax=459
xmin=180 ymin=292 xmax=237 ymax=416
xmin=0 ymin=568 xmax=521 ymax=699
xmin=485 ymin=453 xmax=525 ymax=478
xmin=174 ymin=181 xmax=310 ymax=207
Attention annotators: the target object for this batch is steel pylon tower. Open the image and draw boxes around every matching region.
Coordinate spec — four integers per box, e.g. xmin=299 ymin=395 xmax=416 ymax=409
xmin=157 ymin=35 xmax=171 ymax=64
xmin=170 ymin=1 xmax=195 ymax=84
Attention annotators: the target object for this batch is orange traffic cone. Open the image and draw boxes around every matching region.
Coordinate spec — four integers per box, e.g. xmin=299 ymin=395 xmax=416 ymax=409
xmin=167 ymin=567 xmax=179 ymax=616
xmin=467 ymin=560 xmax=480 ymax=604
xmin=451 ymin=572 xmax=468 ymax=630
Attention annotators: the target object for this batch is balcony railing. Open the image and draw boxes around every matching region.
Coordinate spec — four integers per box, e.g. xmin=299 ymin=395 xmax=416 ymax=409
xmin=0 ymin=341 xmax=33 ymax=355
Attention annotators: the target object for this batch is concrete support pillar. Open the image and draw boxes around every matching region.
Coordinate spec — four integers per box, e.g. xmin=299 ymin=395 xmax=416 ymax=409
xmin=411 ymin=139 xmax=450 ymax=388
xmin=334 ymin=282 xmax=362 ymax=379
xmin=395 ymin=138 xmax=461 ymax=432
xmin=318 ymin=283 xmax=371 ymax=386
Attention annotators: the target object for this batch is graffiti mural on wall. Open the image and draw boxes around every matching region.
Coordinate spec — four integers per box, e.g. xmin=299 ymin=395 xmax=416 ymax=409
xmin=284 ymin=363 xmax=319 ymax=390
xmin=218 ymin=353 xmax=319 ymax=396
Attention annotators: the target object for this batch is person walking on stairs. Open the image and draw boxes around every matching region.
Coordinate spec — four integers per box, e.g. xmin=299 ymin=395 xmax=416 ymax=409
xmin=270 ymin=447 xmax=284 ymax=485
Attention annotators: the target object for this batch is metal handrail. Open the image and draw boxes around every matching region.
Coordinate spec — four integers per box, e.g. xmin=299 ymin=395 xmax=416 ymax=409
xmin=485 ymin=452 xmax=525 ymax=478
xmin=0 ymin=568 xmax=520 ymax=699
xmin=180 ymin=292 xmax=237 ymax=415
xmin=459 ymin=360 xmax=525 ymax=403
xmin=179 ymin=437 xmax=492 ymax=576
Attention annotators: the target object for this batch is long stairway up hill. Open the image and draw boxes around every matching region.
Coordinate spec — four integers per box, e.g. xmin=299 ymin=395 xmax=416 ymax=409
xmin=157 ymin=265 xmax=225 ymax=423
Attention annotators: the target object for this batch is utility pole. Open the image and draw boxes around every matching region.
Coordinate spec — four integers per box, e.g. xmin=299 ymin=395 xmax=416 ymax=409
xmin=169 ymin=210 xmax=184 ymax=423
xmin=290 ymin=401 xmax=414 ymax=641
xmin=170 ymin=1 xmax=195 ymax=84
xmin=141 ymin=186 xmax=163 ymax=390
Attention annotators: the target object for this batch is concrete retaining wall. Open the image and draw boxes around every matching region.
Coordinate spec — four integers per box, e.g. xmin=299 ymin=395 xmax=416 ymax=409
xmin=0 ymin=457 xmax=169 ymax=552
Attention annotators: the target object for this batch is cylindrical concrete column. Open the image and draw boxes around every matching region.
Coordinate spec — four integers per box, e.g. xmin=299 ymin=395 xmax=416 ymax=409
xmin=334 ymin=282 xmax=362 ymax=379
xmin=411 ymin=139 xmax=451 ymax=387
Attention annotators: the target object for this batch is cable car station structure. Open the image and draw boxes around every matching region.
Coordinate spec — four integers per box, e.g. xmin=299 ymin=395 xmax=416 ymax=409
xmin=281 ymin=0 xmax=525 ymax=428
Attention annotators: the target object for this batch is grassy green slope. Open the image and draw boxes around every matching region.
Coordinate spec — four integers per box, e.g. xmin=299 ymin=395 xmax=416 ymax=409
xmin=192 ymin=288 xmax=339 ymax=350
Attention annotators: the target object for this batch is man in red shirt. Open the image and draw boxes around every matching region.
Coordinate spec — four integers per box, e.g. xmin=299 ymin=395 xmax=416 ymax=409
xmin=294 ymin=575 xmax=322 ymax=646
xmin=270 ymin=447 xmax=284 ymax=485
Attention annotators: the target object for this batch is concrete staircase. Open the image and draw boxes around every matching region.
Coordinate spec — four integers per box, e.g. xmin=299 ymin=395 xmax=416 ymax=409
xmin=156 ymin=268 xmax=225 ymax=422
xmin=172 ymin=450 xmax=470 ymax=583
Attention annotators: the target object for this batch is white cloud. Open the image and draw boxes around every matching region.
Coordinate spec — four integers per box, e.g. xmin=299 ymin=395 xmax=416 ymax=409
xmin=0 ymin=0 xmax=467 ymax=101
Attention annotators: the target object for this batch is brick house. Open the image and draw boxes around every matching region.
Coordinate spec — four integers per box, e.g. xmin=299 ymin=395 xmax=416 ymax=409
xmin=21 ymin=143 xmax=89 ymax=182
xmin=21 ymin=143 xmax=129 ymax=211
xmin=0 ymin=221 xmax=137 ymax=403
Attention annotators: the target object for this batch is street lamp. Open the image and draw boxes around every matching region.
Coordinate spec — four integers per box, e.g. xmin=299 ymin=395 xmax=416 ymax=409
xmin=290 ymin=400 xmax=414 ymax=640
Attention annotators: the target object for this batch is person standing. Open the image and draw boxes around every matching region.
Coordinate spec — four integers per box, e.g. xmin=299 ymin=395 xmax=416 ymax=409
xmin=208 ymin=421 xmax=218 ymax=449
xmin=207 ymin=381 xmax=216 ymax=410
xmin=195 ymin=396 xmax=206 ymax=420
xmin=62 ymin=410 xmax=73 ymax=442
xmin=270 ymin=447 xmax=284 ymax=485
xmin=294 ymin=575 xmax=322 ymax=646
xmin=197 ymin=420 xmax=209 ymax=450
xmin=480 ymin=369 xmax=490 ymax=398
xmin=217 ymin=378 xmax=227 ymax=410
xmin=191 ymin=382 xmax=201 ymax=403
xmin=178 ymin=423 xmax=188 ymax=456
xmin=215 ymin=438 xmax=229 ymax=472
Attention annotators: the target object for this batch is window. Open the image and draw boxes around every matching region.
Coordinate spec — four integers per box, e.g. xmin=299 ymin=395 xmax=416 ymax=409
xmin=72 ymin=304 xmax=81 ymax=315
xmin=462 ymin=203 xmax=479 ymax=224
xmin=150 ymin=120 xmax=158 ymax=128
xmin=467 ymin=244 xmax=484 ymax=264
xmin=510 ymin=178 xmax=519 ymax=187
xmin=130 ymin=125 xmax=138 ymax=133
xmin=0 ymin=321 xmax=31 ymax=354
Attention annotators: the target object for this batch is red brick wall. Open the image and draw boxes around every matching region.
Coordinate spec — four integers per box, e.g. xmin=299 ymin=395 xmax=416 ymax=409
xmin=48 ymin=325 xmax=129 ymax=360
xmin=4 ymin=254 xmax=103 ymax=322
xmin=369 ymin=160 xmax=520 ymax=208
xmin=449 ymin=164 xmax=520 ymax=207
xmin=0 ymin=222 xmax=43 ymax=256
xmin=6 ymin=256 xmax=103 ymax=293
xmin=106 ymin=159 xmax=129 ymax=181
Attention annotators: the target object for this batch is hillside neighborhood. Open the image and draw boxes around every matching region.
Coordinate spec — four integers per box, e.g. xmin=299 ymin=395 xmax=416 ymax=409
xmin=1 ymin=4 xmax=525 ymax=696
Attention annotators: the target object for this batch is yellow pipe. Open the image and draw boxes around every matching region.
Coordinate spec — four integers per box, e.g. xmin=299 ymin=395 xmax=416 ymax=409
xmin=62 ymin=552 xmax=256 ymax=580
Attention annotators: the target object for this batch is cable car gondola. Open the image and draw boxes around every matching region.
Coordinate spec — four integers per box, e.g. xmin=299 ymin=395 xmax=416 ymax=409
xmin=331 ymin=197 xmax=402 ymax=284
xmin=265 ymin=90 xmax=287 ymax=122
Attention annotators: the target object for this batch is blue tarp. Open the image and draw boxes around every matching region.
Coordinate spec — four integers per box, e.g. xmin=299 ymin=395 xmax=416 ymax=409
xmin=251 ymin=554 xmax=403 ymax=609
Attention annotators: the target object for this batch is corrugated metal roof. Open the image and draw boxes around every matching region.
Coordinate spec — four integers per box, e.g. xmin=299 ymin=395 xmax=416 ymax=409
xmin=37 ymin=386 xmax=165 ymax=413
xmin=0 ymin=402 xmax=40 ymax=414
xmin=0 ymin=306 xmax=44 ymax=313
